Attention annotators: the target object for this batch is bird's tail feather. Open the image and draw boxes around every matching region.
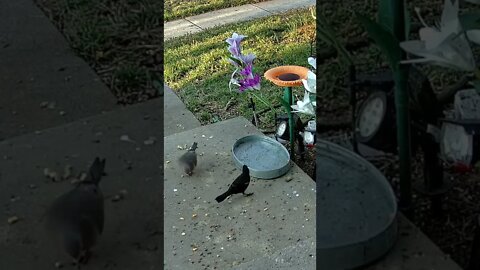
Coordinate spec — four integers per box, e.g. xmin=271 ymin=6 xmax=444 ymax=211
xmin=215 ymin=192 xmax=229 ymax=203
xmin=89 ymin=157 xmax=106 ymax=185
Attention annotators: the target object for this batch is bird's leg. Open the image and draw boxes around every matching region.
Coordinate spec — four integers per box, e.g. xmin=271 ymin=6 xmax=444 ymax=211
xmin=243 ymin=192 xmax=254 ymax=197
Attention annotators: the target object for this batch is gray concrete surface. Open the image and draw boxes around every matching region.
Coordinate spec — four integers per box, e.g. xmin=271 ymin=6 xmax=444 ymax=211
xmin=164 ymin=19 xmax=203 ymax=41
xmin=164 ymin=84 xmax=201 ymax=136
xmin=253 ymin=0 xmax=315 ymax=14
xmin=366 ymin=213 xmax=462 ymax=270
xmin=0 ymin=0 xmax=118 ymax=141
xmin=164 ymin=0 xmax=315 ymax=40
xmin=233 ymin=237 xmax=315 ymax=270
xmin=0 ymin=97 xmax=162 ymax=270
xmin=187 ymin=5 xmax=270 ymax=31
xmin=164 ymin=117 xmax=315 ymax=270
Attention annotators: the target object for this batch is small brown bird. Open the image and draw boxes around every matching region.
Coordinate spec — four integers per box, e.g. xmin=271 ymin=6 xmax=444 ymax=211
xmin=178 ymin=142 xmax=198 ymax=176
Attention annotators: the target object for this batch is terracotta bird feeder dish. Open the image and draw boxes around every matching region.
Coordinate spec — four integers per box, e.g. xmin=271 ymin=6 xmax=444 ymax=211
xmin=264 ymin=65 xmax=310 ymax=87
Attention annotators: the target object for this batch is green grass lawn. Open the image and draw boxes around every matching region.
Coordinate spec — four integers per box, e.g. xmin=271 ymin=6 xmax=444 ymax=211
xmin=165 ymin=0 xmax=269 ymax=22
xmin=165 ymin=9 xmax=315 ymax=127
xmin=34 ymin=0 xmax=163 ymax=104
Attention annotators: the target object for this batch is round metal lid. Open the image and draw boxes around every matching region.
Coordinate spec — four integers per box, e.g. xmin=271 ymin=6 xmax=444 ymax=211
xmin=317 ymin=139 xmax=398 ymax=269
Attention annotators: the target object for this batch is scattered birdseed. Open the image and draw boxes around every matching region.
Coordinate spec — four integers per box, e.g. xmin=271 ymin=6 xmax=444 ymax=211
xmin=70 ymin=178 xmax=81 ymax=184
xmin=181 ymin=232 xmax=186 ymax=236
xmin=111 ymin=194 xmax=123 ymax=202
xmin=63 ymin=165 xmax=73 ymax=180
xmin=43 ymin=168 xmax=51 ymax=177
xmin=40 ymin=101 xmax=49 ymax=108
xmin=7 ymin=216 xmax=19 ymax=224
xmin=120 ymin=135 xmax=135 ymax=143
xmin=144 ymin=136 xmax=157 ymax=145
xmin=49 ymin=172 xmax=61 ymax=182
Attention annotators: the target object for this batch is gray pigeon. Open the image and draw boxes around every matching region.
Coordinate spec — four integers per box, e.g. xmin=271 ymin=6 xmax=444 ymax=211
xmin=178 ymin=142 xmax=198 ymax=176
xmin=46 ymin=157 xmax=106 ymax=267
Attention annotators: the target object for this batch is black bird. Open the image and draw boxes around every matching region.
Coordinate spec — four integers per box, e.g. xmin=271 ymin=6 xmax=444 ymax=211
xmin=46 ymin=157 xmax=106 ymax=268
xmin=178 ymin=142 xmax=198 ymax=176
xmin=215 ymin=165 xmax=253 ymax=203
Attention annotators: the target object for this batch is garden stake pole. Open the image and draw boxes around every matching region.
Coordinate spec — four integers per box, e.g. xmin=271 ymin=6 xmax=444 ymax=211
xmin=392 ymin=0 xmax=413 ymax=218
xmin=284 ymin=86 xmax=295 ymax=159
xmin=250 ymin=96 xmax=259 ymax=127
xmin=349 ymin=64 xmax=358 ymax=153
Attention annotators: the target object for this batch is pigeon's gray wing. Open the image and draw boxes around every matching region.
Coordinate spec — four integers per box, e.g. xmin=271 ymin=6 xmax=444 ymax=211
xmin=47 ymin=182 xmax=104 ymax=235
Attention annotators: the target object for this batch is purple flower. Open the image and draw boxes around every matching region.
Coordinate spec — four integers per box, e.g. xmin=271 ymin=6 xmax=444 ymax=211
xmin=240 ymin=53 xmax=256 ymax=65
xmin=238 ymin=74 xmax=261 ymax=92
xmin=226 ymin=33 xmax=246 ymax=46
xmin=228 ymin=44 xmax=241 ymax=57
xmin=226 ymin=33 xmax=246 ymax=57
xmin=239 ymin=64 xmax=253 ymax=77
xmin=226 ymin=32 xmax=261 ymax=93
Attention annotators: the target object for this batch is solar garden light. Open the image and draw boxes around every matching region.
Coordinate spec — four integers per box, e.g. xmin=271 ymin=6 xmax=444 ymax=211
xmin=439 ymin=89 xmax=480 ymax=167
xmin=302 ymin=120 xmax=316 ymax=147
xmin=275 ymin=114 xmax=314 ymax=159
xmin=350 ymin=69 xmax=397 ymax=153
xmin=438 ymin=89 xmax=480 ymax=167
xmin=351 ymin=65 xmax=452 ymax=216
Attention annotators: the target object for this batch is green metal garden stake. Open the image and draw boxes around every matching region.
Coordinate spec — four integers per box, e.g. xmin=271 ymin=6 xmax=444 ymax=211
xmin=284 ymin=86 xmax=295 ymax=159
xmin=392 ymin=0 xmax=413 ymax=217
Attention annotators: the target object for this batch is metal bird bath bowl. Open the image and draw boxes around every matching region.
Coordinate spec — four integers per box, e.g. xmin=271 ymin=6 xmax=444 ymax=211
xmin=317 ymin=139 xmax=398 ymax=269
xmin=232 ymin=135 xmax=291 ymax=179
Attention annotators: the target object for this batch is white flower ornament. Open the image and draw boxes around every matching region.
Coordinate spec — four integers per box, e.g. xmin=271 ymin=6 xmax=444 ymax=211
xmin=400 ymin=0 xmax=476 ymax=71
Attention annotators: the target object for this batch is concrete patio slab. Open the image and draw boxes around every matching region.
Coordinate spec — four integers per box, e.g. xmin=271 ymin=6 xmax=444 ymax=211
xmin=164 ymin=117 xmax=315 ymax=269
xmin=164 ymin=84 xmax=201 ymax=136
xmin=164 ymin=19 xmax=203 ymax=41
xmin=186 ymin=5 xmax=270 ymax=31
xmin=233 ymin=237 xmax=315 ymax=270
xmin=253 ymin=0 xmax=315 ymax=14
xmin=0 ymin=0 xmax=117 ymax=141
xmin=366 ymin=213 xmax=462 ymax=270
xmin=0 ymin=97 xmax=162 ymax=270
